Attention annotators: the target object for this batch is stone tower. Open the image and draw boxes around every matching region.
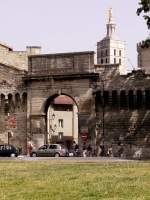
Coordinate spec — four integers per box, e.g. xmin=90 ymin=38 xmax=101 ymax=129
xmin=137 ymin=40 xmax=150 ymax=74
xmin=97 ymin=8 xmax=126 ymax=74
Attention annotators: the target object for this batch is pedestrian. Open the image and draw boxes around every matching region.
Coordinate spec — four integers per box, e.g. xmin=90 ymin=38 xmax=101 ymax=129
xmin=72 ymin=141 xmax=76 ymax=150
xmin=87 ymin=144 xmax=92 ymax=157
xmin=17 ymin=146 xmax=22 ymax=155
xmin=28 ymin=141 xmax=33 ymax=156
xmin=82 ymin=143 xmax=87 ymax=157
xmin=107 ymin=146 xmax=113 ymax=157
xmin=118 ymin=145 xmax=124 ymax=158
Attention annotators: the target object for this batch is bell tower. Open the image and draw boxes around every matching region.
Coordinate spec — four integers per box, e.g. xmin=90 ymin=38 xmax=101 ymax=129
xmin=97 ymin=8 xmax=126 ymax=74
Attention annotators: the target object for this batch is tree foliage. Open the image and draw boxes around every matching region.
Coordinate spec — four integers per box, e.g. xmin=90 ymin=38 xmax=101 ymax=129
xmin=137 ymin=0 xmax=150 ymax=29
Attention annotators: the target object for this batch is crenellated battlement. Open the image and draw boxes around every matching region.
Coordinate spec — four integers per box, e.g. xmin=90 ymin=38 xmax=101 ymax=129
xmin=137 ymin=39 xmax=150 ymax=51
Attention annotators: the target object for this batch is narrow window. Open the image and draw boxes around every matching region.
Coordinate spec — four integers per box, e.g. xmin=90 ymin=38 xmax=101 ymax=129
xmin=114 ymin=58 xmax=116 ymax=64
xmin=58 ymin=132 xmax=63 ymax=140
xmin=136 ymin=90 xmax=143 ymax=109
xmin=120 ymin=90 xmax=127 ymax=108
xmin=119 ymin=59 xmax=121 ymax=64
xmin=114 ymin=49 xmax=116 ymax=56
xmin=95 ymin=90 xmax=102 ymax=112
xmin=22 ymin=92 xmax=27 ymax=112
xmin=145 ymin=90 xmax=150 ymax=109
xmin=106 ymin=50 xmax=108 ymax=56
xmin=58 ymin=119 xmax=63 ymax=128
xmin=128 ymin=90 xmax=134 ymax=109
xmin=119 ymin=50 xmax=121 ymax=56
xmin=112 ymin=90 xmax=118 ymax=106
xmin=103 ymin=91 xmax=109 ymax=106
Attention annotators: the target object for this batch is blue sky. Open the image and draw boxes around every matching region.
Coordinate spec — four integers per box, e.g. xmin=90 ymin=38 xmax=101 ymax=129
xmin=0 ymin=0 xmax=149 ymax=67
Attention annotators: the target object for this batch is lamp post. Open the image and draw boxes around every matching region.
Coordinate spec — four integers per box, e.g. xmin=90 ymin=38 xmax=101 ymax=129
xmin=95 ymin=68 xmax=106 ymax=156
xmin=101 ymin=75 xmax=105 ymax=148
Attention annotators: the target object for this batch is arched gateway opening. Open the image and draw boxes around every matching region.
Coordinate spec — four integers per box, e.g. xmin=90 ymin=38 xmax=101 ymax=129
xmin=44 ymin=94 xmax=79 ymax=150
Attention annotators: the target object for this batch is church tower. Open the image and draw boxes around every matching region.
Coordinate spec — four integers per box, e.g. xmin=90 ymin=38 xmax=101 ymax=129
xmin=97 ymin=8 xmax=126 ymax=74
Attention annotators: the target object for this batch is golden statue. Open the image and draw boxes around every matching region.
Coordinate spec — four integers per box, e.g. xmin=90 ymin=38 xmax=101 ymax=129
xmin=109 ymin=7 xmax=112 ymax=23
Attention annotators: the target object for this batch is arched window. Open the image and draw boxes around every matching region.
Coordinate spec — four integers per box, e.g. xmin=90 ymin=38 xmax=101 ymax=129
xmin=106 ymin=49 xmax=108 ymax=56
xmin=120 ymin=90 xmax=127 ymax=108
xmin=1 ymin=94 xmax=5 ymax=107
xmin=114 ymin=49 xmax=116 ymax=56
xmin=95 ymin=90 xmax=102 ymax=112
xmin=22 ymin=92 xmax=27 ymax=112
xmin=15 ymin=93 xmax=21 ymax=110
xmin=103 ymin=91 xmax=109 ymax=106
xmin=112 ymin=90 xmax=118 ymax=106
xmin=136 ymin=90 xmax=143 ymax=109
xmin=145 ymin=90 xmax=150 ymax=109
xmin=114 ymin=58 xmax=116 ymax=64
xmin=8 ymin=93 xmax=14 ymax=113
xmin=128 ymin=90 xmax=134 ymax=109
xmin=119 ymin=50 xmax=121 ymax=56
xmin=1 ymin=94 xmax=5 ymax=112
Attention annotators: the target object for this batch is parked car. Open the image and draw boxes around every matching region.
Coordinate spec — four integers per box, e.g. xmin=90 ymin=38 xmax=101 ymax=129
xmin=30 ymin=144 xmax=68 ymax=157
xmin=0 ymin=144 xmax=18 ymax=157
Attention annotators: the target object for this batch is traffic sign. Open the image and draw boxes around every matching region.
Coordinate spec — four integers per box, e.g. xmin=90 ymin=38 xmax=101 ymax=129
xmin=81 ymin=132 xmax=88 ymax=141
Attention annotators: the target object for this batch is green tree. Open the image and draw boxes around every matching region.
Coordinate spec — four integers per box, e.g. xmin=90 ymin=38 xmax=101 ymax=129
xmin=137 ymin=0 xmax=150 ymax=29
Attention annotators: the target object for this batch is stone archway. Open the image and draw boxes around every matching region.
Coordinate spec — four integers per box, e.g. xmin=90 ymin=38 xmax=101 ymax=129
xmin=25 ymin=51 xmax=98 ymax=150
xmin=27 ymin=86 xmax=96 ymax=150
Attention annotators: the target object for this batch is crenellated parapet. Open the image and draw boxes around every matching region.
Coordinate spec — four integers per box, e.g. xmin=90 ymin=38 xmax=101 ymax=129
xmin=137 ymin=39 xmax=150 ymax=50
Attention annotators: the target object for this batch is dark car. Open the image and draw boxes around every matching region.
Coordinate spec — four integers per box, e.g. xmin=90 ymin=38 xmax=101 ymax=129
xmin=0 ymin=144 xmax=18 ymax=157
xmin=30 ymin=144 xmax=68 ymax=157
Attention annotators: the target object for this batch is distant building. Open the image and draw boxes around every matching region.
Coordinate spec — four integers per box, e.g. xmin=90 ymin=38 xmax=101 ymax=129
xmin=47 ymin=95 xmax=78 ymax=149
xmin=97 ymin=8 xmax=126 ymax=74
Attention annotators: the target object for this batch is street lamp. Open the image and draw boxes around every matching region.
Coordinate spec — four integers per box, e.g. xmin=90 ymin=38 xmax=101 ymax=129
xmin=95 ymin=67 xmax=106 ymax=156
xmin=101 ymin=76 xmax=105 ymax=148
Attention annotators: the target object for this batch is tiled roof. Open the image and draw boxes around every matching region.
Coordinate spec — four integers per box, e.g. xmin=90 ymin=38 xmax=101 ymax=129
xmin=54 ymin=95 xmax=73 ymax=105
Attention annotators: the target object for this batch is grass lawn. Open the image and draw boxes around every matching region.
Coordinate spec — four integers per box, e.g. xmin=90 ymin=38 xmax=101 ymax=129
xmin=0 ymin=160 xmax=150 ymax=200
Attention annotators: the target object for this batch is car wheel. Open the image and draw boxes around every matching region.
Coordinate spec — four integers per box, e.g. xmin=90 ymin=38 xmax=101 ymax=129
xmin=55 ymin=153 xmax=60 ymax=157
xmin=31 ymin=152 xmax=37 ymax=157
xmin=10 ymin=153 xmax=16 ymax=157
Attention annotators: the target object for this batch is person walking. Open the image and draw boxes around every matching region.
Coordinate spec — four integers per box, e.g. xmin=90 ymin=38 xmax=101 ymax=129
xmin=82 ymin=143 xmax=87 ymax=157
xmin=87 ymin=144 xmax=92 ymax=157
xmin=28 ymin=141 xmax=33 ymax=156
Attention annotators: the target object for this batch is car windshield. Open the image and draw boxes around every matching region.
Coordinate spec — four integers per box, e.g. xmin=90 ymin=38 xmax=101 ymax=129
xmin=49 ymin=145 xmax=58 ymax=149
xmin=0 ymin=145 xmax=14 ymax=151
xmin=39 ymin=145 xmax=48 ymax=150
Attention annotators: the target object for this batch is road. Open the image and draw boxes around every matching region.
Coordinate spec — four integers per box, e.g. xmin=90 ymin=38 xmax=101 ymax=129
xmin=0 ymin=155 xmax=132 ymax=162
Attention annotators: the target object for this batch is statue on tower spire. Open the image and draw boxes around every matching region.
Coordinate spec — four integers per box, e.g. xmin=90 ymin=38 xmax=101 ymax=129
xmin=108 ymin=7 xmax=113 ymax=23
